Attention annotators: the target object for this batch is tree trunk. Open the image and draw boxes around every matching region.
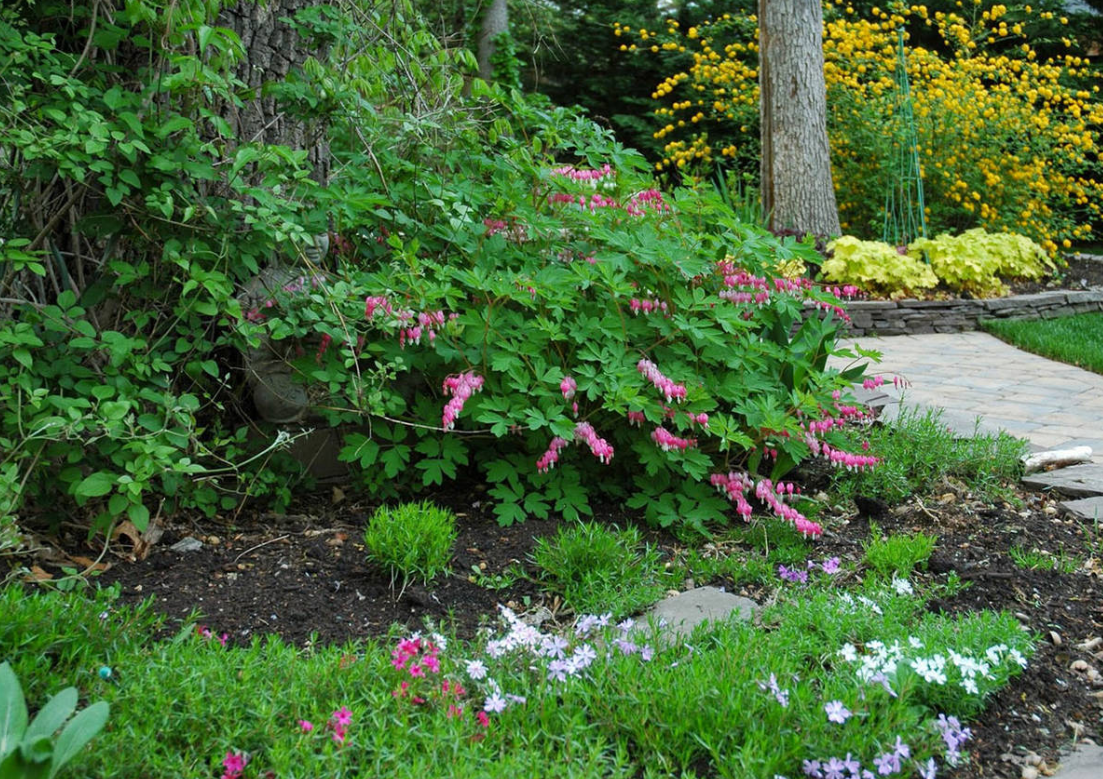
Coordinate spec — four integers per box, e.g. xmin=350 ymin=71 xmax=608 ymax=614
xmin=476 ymin=0 xmax=509 ymax=81
xmin=758 ymin=0 xmax=840 ymax=237
xmin=219 ymin=0 xmax=330 ymax=186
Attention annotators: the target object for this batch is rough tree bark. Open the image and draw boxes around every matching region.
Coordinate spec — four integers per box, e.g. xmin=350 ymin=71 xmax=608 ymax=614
xmin=219 ymin=0 xmax=330 ymax=186
xmin=758 ymin=0 xmax=841 ymax=237
xmin=476 ymin=0 xmax=509 ymax=81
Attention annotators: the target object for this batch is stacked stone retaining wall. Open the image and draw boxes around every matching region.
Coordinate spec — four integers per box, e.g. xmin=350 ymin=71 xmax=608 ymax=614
xmin=822 ymin=288 xmax=1103 ymax=337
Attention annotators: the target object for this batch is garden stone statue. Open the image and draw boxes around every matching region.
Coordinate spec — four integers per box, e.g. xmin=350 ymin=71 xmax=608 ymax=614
xmin=238 ymin=233 xmax=329 ymax=424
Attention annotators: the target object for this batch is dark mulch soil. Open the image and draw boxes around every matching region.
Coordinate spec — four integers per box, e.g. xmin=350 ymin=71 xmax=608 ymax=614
xmin=27 ymin=477 xmax=1102 ymax=778
xmin=1009 ymin=255 xmax=1103 ymax=295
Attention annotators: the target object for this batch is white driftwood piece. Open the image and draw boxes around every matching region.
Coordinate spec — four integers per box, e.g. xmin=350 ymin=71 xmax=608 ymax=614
xmin=1022 ymin=446 xmax=1094 ymax=474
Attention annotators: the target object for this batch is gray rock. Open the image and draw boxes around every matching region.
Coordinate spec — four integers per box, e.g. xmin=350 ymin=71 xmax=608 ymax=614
xmin=1060 ymin=496 xmax=1103 ymax=522
xmin=170 ymin=536 xmax=204 ymax=553
xmin=1022 ymin=464 xmax=1103 ymax=498
xmin=636 ymin=586 xmax=757 ymax=638
xmin=1051 ymin=744 xmax=1103 ymax=779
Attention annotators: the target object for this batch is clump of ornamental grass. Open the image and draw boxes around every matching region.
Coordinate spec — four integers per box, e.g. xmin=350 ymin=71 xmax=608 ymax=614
xmin=363 ymin=501 xmax=457 ymax=592
xmin=532 ymin=521 xmax=668 ymax=619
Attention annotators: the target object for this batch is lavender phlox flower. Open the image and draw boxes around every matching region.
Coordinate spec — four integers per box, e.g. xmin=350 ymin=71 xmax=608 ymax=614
xmin=539 ymin=634 xmax=569 ymax=660
xmin=802 ymin=759 xmax=823 ymax=778
xmin=465 ymin=659 xmax=487 ymax=680
xmin=484 ymin=691 xmax=507 ymax=713
xmin=892 ymin=737 xmax=910 ymax=761
xmin=917 ymin=757 xmax=937 ymax=779
xmin=821 ymin=557 xmax=841 ymax=575
xmin=824 ymin=700 xmax=852 ymax=724
xmin=615 ymin=637 xmax=639 ymax=656
xmin=778 ymin=564 xmax=809 ymax=584
xmin=873 ymin=752 xmax=900 ymax=775
xmin=758 ymin=673 xmax=790 ymax=707
xmin=823 ymin=757 xmax=848 ymax=779
xmin=546 ymin=659 xmax=570 ymax=683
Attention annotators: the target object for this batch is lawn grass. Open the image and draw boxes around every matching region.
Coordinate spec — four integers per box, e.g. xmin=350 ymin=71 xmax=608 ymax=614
xmin=980 ymin=312 xmax=1103 ymax=375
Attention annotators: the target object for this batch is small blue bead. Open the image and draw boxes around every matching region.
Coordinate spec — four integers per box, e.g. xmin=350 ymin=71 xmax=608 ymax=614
xmin=98 ymin=666 xmax=112 ymax=680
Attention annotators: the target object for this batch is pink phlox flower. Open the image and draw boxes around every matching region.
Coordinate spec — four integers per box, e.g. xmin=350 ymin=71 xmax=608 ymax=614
xmin=298 ymin=719 xmax=314 ymax=733
xmin=221 ymin=751 xmax=248 ymax=779
xmin=331 ymin=724 xmax=347 ymax=746
xmin=331 ymin=706 xmax=353 ymax=727
xmin=446 ymin=704 xmax=464 ymax=719
xmin=476 ymin=710 xmax=490 ymax=728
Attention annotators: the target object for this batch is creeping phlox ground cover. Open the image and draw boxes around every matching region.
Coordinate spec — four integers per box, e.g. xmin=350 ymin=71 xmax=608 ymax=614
xmin=0 ymin=546 xmax=1035 ymax=779
xmin=174 ymin=569 xmax=1028 ymax=778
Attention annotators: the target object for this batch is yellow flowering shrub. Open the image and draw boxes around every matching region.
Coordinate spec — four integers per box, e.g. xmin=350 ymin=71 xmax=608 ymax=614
xmin=624 ymin=2 xmax=1103 ymax=254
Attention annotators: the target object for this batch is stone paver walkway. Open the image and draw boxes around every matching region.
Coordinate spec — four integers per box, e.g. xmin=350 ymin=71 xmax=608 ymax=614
xmin=829 ymin=331 xmax=1103 ymax=462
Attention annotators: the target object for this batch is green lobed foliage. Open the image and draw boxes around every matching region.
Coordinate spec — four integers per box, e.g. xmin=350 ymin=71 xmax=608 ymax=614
xmin=0 ymin=0 xmax=870 ymax=546
xmin=909 ymin=229 xmax=1055 ymax=297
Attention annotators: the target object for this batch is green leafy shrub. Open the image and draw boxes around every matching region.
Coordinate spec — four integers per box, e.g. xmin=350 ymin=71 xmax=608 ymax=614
xmin=0 ymin=0 xmax=870 ymax=545
xmin=363 ymin=501 xmax=457 ymax=589
xmin=532 ymin=521 xmax=667 ymax=618
xmin=822 ymin=237 xmax=938 ymax=298
xmin=0 ymin=661 xmax=109 ymax=779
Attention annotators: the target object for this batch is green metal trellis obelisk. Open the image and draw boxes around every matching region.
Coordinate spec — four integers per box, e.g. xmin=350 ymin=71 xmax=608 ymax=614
xmin=882 ymin=28 xmax=928 ymax=249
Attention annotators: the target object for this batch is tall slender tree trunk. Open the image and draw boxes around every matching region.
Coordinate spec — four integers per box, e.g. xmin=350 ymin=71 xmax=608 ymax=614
xmin=758 ymin=0 xmax=840 ymax=237
xmin=476 ymin=0 xmax=509 ymax=81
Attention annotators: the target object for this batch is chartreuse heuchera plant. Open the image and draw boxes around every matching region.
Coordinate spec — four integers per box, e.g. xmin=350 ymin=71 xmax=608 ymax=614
xmin=822 ymin=229 xmax=1054 ymax=298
